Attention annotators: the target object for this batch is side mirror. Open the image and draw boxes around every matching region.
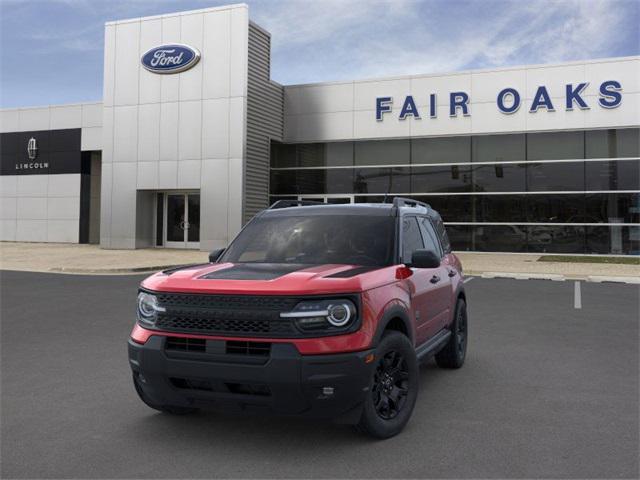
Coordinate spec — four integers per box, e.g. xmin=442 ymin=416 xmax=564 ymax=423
xmin=208 ymin=248 xmax=225 ymax=263
xmin=409 ymin=249 xmax=441 ymax=269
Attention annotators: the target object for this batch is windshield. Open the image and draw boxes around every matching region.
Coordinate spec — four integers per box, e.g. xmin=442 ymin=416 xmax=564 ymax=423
xmin=220 ymin=215 xmax=395 ymax=266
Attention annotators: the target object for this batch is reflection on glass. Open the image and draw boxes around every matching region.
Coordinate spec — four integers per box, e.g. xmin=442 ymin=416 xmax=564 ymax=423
xmin=353 ymin=167 xmax=410 ymax=194
xmin=411 ymin=166 xmax=472 ymax=193
xmin=527 ymin=162 xmax=585 ymax=191
xmin=187 ymin=194 xmax=200 ymax=242
xmin=585 ymin=160 xmax=640 ymax=191
xmin=472 ymin=134 xmax=525 ymax=162
xmin=585 ymin=128 xmax=640 ymax=158
xmin=587 ymin=226 xmax=640 ymax=255
xmin=526 ymin=226 xmax=585 ymax=253
xmin=527 ymin=131 xmax=584 ymax=160
xmin=472 ymin=164 xmax=526 ymax=192
xmin=355 ymin=140 xmax=410 ymax=166
xmin=527 ymin=194 xmax=585 ymax=223
xmin=166 ymin=195 xmax=185 ymax=243
xmin=585 ymin=192 xmax=640 ymax=224
xmin=411 ymin=137 xmax=470 ymax=164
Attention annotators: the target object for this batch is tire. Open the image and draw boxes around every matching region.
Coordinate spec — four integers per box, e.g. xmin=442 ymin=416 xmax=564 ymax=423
xmin=133 ymin=374 xmax=198 ymax=415
xmin=356 ymin=331 xmax=419 ymax=439
xmin=435 ymin=298 xmax=468 ymax=369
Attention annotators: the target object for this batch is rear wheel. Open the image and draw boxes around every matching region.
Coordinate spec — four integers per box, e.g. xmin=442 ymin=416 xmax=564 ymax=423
xmin=133 ymin=374 xmax=198 ymax=415
xmin=356 ymin=331 xmax=419 ymax=439
xmin=435 ymin=298 xmax=468 ymax=369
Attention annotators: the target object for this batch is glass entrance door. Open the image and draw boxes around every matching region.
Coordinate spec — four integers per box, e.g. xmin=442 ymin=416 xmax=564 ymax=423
xmin=164 ymin=193 xmax=200 ymax=249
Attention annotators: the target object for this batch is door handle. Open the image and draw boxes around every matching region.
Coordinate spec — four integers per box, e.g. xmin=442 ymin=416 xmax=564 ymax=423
xmin=430 ymin=275 xmax=440 ymax=284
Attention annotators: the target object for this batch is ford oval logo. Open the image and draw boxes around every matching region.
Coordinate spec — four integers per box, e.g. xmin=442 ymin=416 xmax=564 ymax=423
xmin=141 ymin=44 xmax=201 ymax=74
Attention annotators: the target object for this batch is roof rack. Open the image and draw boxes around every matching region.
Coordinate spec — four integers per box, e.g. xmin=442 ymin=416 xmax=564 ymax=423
xmin=391 ymin=197 xmax=431 ymax=210
xmin=268 ymin=199 xmax=325 ymax=209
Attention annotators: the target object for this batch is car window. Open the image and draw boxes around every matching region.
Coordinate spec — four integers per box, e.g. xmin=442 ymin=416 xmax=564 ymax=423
xmin=433 ymin=217 xmax=451 ymax=253
xmin=401 ymin=217 xmax=424 ymax=264
xmin=419 ymin=217 xmax=443 ymax=258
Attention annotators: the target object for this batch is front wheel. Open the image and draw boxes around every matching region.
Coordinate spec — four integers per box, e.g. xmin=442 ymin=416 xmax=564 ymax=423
xmin=356 ymin=331 xmax=419 ymax=439
xmin=435 ymin=298 xmax=468 ymax=369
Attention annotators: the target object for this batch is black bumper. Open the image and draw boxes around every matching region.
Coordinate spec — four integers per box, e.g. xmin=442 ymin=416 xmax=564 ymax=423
xmin=128 ymin=336 xmax=375 ymax=423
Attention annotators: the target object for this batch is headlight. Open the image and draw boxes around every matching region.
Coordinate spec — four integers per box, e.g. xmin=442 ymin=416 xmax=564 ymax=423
xmin=137 ymin=291 xmax=165 ymax=327
xmin=280 ymin=299 xmax=357 ymax=331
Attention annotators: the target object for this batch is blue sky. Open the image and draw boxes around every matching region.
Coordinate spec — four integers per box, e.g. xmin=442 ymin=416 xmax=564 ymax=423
xmin=1 ymin=0 xmax=638 ymax=108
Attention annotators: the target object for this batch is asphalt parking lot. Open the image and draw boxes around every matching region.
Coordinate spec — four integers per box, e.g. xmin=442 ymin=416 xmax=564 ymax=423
xmin=1 ymin=271 xmax=638 ymax=479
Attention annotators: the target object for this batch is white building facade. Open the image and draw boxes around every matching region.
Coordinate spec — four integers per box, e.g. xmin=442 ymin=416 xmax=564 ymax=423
xmin=1 ymin=4 xmax=638 ymax=254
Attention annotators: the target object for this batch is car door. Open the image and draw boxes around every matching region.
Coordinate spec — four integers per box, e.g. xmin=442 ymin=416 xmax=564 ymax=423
xmin=418 ymin=217 xmax=453 ymax=332
xmin=400 ymin=216 xmax=441 ymax=345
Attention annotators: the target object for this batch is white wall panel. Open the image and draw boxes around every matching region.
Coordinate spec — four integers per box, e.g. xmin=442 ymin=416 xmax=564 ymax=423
xmin=229 ymin=7 xmax=248 ymax=98
xmin=200 ymin=158 xmax=228 ymax=249
xmin=411 ymin=74 xmax=472 ymax=108
xmin=16 ymin=220 xmax=47 ymax=242
xmin=354 ymin=78 xmax=411 ymax=112
xmin=525 ymin=64 xmax=585 ymax=101
xmin=17 ymin=175 xmax=48 ymax=197
xmin=136 ymin=161 xmax=159 ymax=189
xmin=81 ymin=103 xmax=103 ymax=128
xmin=228 ymin=96 xmax=245 ymax=158
xmin=586 ymin=59 xmax=640 ymax=94
xmin=227 ymin=158 xmax=243 ymax=238
xmin=285 ymin=83 xmax=353 ymax=115
xmin=0 ymin=220 xmax=17 ymax=241
xmin=81 ymin=126 xmax=102 ymax=151
xmin=47 ymin=197 xmax=80 ymax=220
xmin=159 ymin=102 xmax=179 ymax=161
xmin=113 ymin=105 xmax=138 ymax=162
xmin=0 ymin=197 xmax=17 ymax=219
xmin=18 ymin=108 xmax=49 ymax=131
xmin=138 ymin=19 xmax=162 ymax=105
xmin=202 ymin=98 xmax=230 ymax=158
xmin=101 ymin=107 xmax=114 ymax=163
xmin=114 ymin=21 xmax=141 ymax=106
xmin=0 ymin=176 xmax=18 ymax=197
xmin=137 ymin=103 xmax=161 ymax=161
xmin=50 ymin=105 xmax=82 ymax=129
xmin=179 ymin=14 xmax=204 ymax=102
xmin=47 ymin=220 xmax=79 ymax=243
xmin=48 ymin=174 xmax=80 ymax=197
xmin=177 ymin=159 xmax=201 ymax=188
xmin=158 ymin=161 xmax=178 ymax=189
xmin=202 ymin=9 xmax=231 ymax=99
xmin=0 ymin=109 xmax=19 ymax=132
xmin=160 ymin=16 xmax=181 ymax=103
xmin=178 ymin=101 xmax=202 ymax=160
xmin=17 ymin=197 xmax=47 ymax=219
xmin=103 ymin=25 xmax=116 ymax=107
xmin=472 ymin=69 xmax=526 ymax=104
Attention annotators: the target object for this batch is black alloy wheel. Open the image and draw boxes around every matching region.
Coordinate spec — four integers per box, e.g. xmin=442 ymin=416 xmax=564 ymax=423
xmin=372 ymin=350 xmax=410 ymax=420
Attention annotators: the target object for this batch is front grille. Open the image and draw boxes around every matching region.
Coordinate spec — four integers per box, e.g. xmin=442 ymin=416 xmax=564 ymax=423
xmin=226 ymin=341 xmax=271 ymax=356
xmin=165 ymin=336 xmax=206 ymax=352
xmin=151 ymin=292 xmax=299 ymax=337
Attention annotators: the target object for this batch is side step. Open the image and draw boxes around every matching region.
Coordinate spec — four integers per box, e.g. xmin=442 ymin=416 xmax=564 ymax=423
xmin=415 ymin=329 xmax=451 ymax=362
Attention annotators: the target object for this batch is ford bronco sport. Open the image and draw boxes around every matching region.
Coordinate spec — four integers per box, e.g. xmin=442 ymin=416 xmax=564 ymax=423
xmin=129 ymin=197 xmax=468 ymax=438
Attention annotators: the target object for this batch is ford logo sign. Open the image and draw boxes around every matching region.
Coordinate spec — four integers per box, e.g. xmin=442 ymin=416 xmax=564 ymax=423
xmin=141 ymin=44 xmax=201 ymax=74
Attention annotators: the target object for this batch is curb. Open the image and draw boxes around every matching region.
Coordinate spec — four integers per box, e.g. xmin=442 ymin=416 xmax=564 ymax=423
xmin=466 ymin=271 xmax=640 ymax=284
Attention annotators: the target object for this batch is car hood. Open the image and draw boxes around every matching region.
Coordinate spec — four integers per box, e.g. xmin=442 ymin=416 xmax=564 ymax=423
xmin=140 ymin=262 xmax=398 ymax=295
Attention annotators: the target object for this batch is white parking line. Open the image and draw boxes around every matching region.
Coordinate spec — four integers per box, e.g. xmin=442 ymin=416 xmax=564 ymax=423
xmin=463 ymin=277 xmax=474 ymax=284
xmin=574 ymin=281 xmax=582 ymax=309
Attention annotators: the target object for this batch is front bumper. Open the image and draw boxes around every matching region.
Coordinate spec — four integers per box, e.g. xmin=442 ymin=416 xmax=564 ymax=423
xmin=128 ymin=336 xmax=375 ymax=423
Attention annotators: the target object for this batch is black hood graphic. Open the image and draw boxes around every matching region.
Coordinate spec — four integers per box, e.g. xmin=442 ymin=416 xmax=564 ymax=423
xmin=199 ymin=263 xmax=314 ymax=281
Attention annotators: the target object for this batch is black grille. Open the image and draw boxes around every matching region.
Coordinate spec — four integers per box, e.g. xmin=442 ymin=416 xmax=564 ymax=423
xmin=170 ymin=377 xmax=271 ymax=397
xmin=226 ymin=341 xmax=271 ymax=356
xmin=165 ymin=337 xmax=206 ymax=352
xmin=152 ymin=292 xmax=299 ymax=337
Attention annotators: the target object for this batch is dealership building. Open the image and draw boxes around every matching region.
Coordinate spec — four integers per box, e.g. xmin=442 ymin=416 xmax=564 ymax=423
xmin=1 ymin=4 xmax=638 ymax=254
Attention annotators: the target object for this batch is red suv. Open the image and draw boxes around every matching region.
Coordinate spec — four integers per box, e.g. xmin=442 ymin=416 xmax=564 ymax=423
xmin=129 ymin=198 xmax=468 ymax=438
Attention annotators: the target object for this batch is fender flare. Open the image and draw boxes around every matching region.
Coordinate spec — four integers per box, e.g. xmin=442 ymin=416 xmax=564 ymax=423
xmin=372 ymin=304 xmax=415 ymax=347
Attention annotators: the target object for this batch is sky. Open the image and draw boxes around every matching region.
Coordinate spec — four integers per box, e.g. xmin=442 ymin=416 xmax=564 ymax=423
xmin=0 ymin=0 xmax=638 ymax=108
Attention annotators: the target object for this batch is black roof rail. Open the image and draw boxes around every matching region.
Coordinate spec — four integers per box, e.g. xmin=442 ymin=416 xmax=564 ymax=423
xmin=392 ymin=197 xmax=431 ymax=210
xmin=269 ymin=199 xmax=325 ymax=209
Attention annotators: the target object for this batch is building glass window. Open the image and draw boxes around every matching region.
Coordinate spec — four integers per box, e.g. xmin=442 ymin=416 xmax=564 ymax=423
xmin=526 ymin=226 xmax=585 ymax=253
xmin=271 ymin=142 xmax=296 ymax=168
xmin=475 ymin=195 xmax=528 ymax=223
xmin=587 ymin=226 xmax=639 ymax=255
xmin=585 ymin=192 xmax=640 ymax=224
xmin=411 ymin=165 xmax=473 ymax=193
xmin=527 ymin=131 xmax=584 ymax=160
xmin=355 ymin=139 xmax=409 ymax=166
xmin=411 ymin=136 xmax=470 ymax=164
xmin=585 ymin=160 xmax=640 ymax=191
xmin=585 ymin=128 xmax=640 ymax=158
xmin=472 ymin=134 xmax=525 ymax=163
xmin=413 ymin=195 xmax=473 ymax=222
xmin=472 ymin=164 xmax=526 ymax=192
xmin=526 ymin=194 xmax=585 ymax=223
xmin=472 ymin=225 xmax=528 ymax=252
xmin=527 ymin=161 xmax=585 ymax=191
xmin=353 ymin=167 xmax=410 ymax=194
